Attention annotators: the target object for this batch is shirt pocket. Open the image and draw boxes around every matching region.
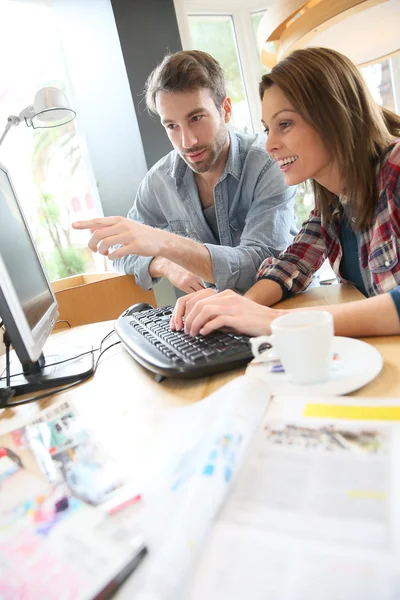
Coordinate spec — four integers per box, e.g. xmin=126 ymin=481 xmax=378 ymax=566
xmin=168 ymin=219 xmax=199 ymax=240
xmin=368 ymin=235 xmax=399 ymax=273
xmin=229 ymin=210 xmax=247 ymax=245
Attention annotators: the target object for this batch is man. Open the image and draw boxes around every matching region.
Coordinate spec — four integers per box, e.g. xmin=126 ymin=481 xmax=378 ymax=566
xmin=72 ymin=50 xmax=296 ymax=294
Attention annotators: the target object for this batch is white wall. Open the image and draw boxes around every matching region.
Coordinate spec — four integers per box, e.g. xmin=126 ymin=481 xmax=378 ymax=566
xmin=53 ymin=0 xmax=148 ymax=218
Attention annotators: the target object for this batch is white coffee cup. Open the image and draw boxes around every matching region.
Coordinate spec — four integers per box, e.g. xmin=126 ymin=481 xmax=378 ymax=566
xmin=250 ymin=310 xmax=334 ymax=385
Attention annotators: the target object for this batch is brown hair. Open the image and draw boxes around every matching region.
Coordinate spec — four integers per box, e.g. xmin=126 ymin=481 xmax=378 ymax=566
xmin=259 ymin=47 xmax=400 ymax=228
xmin=145 ymin=50 xmax=227 ymax=115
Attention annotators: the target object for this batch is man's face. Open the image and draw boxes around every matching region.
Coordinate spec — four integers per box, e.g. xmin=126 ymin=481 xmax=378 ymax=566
xmin=156 ymin=88 xmax=231 ymax=174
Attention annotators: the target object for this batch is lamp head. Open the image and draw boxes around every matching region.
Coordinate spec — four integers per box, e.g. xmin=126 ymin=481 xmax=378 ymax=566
xmin=0 ymin=86 xmax=76 ymax=147
xmin=30 ymin=86 xmax=76 ymax=128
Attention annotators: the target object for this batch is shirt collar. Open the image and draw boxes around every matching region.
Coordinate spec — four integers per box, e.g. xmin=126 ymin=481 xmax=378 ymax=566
xmin=222 ymin=129 xmax=241 ymax=181
xmin=168 ymin=128 xmax=241 ymax=186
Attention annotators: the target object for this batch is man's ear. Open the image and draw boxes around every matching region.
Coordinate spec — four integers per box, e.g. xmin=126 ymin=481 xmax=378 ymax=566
xmin=222 ymin=97 xmax=232 ymax=123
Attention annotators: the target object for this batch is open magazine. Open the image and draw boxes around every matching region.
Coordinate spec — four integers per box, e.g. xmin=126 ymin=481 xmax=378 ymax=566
xmin=0 ymin=401 xmax=146 ymax=600
xmin=2 ymin=376 xmax=400 ymax=600
xmin=123 ymin=376 xmax=400 ymax=600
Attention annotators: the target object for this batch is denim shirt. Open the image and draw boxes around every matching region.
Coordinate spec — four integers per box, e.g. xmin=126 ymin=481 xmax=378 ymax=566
xmin=114 ymin=129 xmax=296 ymax=293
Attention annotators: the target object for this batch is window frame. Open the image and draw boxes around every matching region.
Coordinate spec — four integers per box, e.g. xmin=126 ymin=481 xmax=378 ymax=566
xmin=174 ymin=0 xmax=270 ymax=133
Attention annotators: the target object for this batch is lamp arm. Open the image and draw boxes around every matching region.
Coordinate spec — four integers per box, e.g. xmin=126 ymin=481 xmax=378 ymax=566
xmin=0 ymin=104 xmax=36 ymax=147
xmin=0 ymin=119 xmax=16 ymax=147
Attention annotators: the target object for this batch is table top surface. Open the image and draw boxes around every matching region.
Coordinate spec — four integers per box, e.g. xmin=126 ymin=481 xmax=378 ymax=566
xmin=1 ymin=282 xmax=399 ymax=599
xmin=1 ymin=283 xmax=399 ymax=435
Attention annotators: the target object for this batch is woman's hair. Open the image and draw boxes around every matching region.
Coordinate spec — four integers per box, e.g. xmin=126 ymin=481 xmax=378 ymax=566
xmin=259 ymin=47 xmax=400 ymax=228
xmin=145 ymin=50 xmax=226 ymax=115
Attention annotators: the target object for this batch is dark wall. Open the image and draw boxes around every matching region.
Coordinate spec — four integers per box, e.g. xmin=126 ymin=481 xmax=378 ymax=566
xmin=110 ymin=0 xmax=183 ymax=169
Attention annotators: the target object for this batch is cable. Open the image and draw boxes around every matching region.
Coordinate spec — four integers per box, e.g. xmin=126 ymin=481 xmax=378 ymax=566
xmin=55 ymin=319 xmax=72 ymax=328
xmin=0 ymin=348 xmax=97 ymax=382
xmin=0 ymin=330 xmax=121 ymax=408
xmin=1 ymin=371 xmax=94 ymax=408
xmin=2 ymin=340 xmax=121 ymax=408
xmin=0 ymin=329 xmax=116 ymax=381
xmin=94 ymin=341 xmax=121 ymax=370
xmin=3 ymin=330 xmax=11 ymax=387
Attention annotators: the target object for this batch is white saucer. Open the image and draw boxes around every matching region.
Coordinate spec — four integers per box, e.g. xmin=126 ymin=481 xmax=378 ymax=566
xmin=246 ymin=336 xmax=383 ymax=397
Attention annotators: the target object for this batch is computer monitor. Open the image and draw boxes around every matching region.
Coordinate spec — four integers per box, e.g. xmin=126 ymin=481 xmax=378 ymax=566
xmin=0 ymin=162 xmax=94 ymax=397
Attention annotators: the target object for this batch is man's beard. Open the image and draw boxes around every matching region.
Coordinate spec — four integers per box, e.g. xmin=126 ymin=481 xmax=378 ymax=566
xmin=180 ymin=121 xmax=228 ymax=174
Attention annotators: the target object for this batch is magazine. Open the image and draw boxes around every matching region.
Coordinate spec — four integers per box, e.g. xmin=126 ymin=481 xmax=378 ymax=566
xmin=0 ymin=401 xmax=147 ymax=600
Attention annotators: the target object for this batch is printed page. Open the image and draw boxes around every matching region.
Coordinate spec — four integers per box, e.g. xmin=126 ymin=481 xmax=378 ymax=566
xmin=24 ymin=400 xmax=139 ymax=506
xmin=186 ymin=416 xmax=400 ymax=600
xmin=0 ymin=402 xmax=146 ymax=600
xmin=124 ymin=375 xmax=272 ymax=600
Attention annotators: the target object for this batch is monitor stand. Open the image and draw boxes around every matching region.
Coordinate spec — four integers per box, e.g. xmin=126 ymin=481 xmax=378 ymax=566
xmin=1 ymin=347 xmax=95 ymax=397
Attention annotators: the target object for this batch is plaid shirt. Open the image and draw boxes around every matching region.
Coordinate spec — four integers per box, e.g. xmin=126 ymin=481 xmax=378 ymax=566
xmin=257 ymin=141 xmax=400 ymax=298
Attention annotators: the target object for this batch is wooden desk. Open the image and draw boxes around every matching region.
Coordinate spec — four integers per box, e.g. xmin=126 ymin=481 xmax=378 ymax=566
xmin=1 ymin=282 xmax=400 ymax=599
xmin=1 ymin=283 xmax=399 ymax=438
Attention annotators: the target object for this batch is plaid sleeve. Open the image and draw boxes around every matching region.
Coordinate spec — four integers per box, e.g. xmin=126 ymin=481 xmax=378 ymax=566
xmin=256 ymin=208 xmax=327 ymax=295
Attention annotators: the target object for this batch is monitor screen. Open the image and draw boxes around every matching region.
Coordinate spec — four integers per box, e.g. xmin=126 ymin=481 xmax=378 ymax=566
xmin=0 ymin=163 xmax=58 ymax=366
xmin=0 ymin=168 xmax=54 ymax=330
xmin=0 ymin=162 xmax=93 ymax=396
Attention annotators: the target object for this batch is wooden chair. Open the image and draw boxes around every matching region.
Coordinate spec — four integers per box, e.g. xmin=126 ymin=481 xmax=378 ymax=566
xmin=51 ymin=272 xmax=156 ymax=330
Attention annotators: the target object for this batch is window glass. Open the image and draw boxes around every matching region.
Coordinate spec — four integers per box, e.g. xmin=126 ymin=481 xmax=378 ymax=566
xmin=389 ymin=53 xmax=400 ymax=114
xmin=250 ymin=11 xmax=313 ymax=224
xmin=294 ymin=182 xmax=315 ymax=227
xmin=0 ymin=1 xmax=103 ymax=281
xmin=188 ymin=14 xmax=253 ymax=133
xmin=361 ymin=58 xmax=397 ymax=112
xmin=251 ymin=11 xmax=270 ymax=76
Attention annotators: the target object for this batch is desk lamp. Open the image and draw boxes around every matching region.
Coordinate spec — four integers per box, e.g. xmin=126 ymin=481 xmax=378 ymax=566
xmin=0 ymin=86 xmax=76 ymax=147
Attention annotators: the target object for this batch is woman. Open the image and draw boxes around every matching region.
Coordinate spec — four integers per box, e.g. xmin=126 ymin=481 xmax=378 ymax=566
xmin=171 ymin=47 xmax=400 ymax=338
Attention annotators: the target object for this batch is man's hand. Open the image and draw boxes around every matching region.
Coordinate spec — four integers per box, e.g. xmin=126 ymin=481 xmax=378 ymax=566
xmin=72 ymin=216 xmax=215 ymax=284
xmin=150 ymin=257 xmax=206 ymax=293
xmin=72 ymin=216 xmax=165 ymax=259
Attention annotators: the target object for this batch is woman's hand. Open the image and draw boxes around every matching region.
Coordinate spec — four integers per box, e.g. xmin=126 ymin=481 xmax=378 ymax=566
xmin=171 ymin=288 xmax=218 ymax=331
xmin=171 ymin=289 xmax=282 ymax=337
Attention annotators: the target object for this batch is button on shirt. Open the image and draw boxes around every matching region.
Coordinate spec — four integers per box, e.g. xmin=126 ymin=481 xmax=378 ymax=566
xmin=113 ymin=129 xmax=297 ymax=294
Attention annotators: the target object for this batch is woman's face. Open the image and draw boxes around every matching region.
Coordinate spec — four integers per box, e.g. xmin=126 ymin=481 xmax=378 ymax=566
xmin=261 ymin=84 xmax=339 ymax=193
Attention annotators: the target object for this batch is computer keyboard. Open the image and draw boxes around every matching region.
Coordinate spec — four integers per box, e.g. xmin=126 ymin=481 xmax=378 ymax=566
xmin=114 ymin=303 xmax=254 ymax=379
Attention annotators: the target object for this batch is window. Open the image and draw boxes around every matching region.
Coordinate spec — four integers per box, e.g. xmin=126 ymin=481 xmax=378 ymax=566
xmin=361 ymin=55 xmax=399 ymax=114
xmin=0 ymin=1 xmax=103 ymax=281
xmin=250 ymin=10 xmax=270 ymax=77
xmin=294 ymin=182 xmax=315 ymax=227
xmin=188 ymin=14 xmax=253 ymax=133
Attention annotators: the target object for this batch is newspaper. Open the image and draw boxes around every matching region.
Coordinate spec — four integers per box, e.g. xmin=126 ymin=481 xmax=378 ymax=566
xmin=186 ymin=411 xmax=400 ymax=600
xmin=114 ymin=379 xmax=400 ymax=600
